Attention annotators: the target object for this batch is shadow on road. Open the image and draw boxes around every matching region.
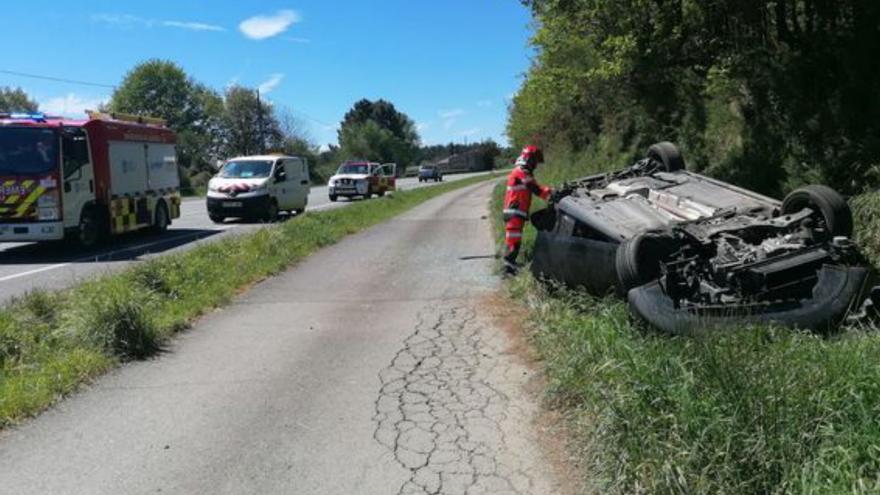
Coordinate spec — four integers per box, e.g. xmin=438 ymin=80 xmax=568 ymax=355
xmin=0 ymin=228 xmax=223 ymax=265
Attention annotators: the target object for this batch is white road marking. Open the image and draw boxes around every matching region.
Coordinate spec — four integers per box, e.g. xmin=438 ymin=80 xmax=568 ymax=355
xmin=0 ymin=263 xmax=73 ymax=282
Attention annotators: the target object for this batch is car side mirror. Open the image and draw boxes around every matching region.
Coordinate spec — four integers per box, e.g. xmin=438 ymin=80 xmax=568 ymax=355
xmin=275 ymin=171 xmax=287 ymax=182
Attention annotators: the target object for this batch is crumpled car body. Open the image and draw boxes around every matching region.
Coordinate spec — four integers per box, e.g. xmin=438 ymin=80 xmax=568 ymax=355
xmin=531 ymin=142 xmax=873 ymax=333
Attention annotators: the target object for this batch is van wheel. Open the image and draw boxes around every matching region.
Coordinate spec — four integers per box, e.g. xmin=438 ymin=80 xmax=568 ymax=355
xmin=264 ymin=200 xmax=279 ymax=222
xmin=293 ymin=208 xmax=305 ymax=215
xmin=152 ymin=201 xmax=170 ymax=233
xmin=77 ymin=207 xmax=103 ymax=249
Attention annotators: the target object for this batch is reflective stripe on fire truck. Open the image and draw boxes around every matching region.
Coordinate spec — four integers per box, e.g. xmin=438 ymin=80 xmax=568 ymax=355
xmin=111 ymin=197 xmax=139 ymax=234
xmin=0 ymin=180 xmax=48 ymax=219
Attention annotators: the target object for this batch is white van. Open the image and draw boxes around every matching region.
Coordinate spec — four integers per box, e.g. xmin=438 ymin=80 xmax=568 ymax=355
xmin=206 ymin=155 xmax=310 ymax=223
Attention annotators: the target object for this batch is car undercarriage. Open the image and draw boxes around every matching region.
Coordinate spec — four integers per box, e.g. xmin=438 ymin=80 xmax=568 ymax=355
xmin=531 ymin=142 xmax=876 ymax=333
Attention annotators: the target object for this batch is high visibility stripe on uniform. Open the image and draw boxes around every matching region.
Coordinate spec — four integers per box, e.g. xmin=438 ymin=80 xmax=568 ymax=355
xmin=505 ymin=232 xmax=523 ymax=239
xmin=503 ymin=208 xmax=529 ymax=219
xmin=506 ymin=185 xmax=528 ymax=192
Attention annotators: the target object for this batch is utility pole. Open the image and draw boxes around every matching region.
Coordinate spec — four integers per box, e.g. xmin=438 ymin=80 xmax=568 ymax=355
xmin=257 ymin=88 xmax=266 ymax=154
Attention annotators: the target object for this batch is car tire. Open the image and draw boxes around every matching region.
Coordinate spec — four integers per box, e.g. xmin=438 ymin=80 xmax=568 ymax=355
xmin=329 ymin=194 xmax=338 ymax=202
xmin=152 ymin=201 xmax=170 ymax=233
xmin=782 ymin=185 xmax=853 ymax=239
xmin=209 ymin=213 xmax=225 ymax=224
xmin=647 ymin=142 xmax=686 ymax=172
xmin=378 ymin=190 xmax=385 ymax=197
xmin=264 ymin=200 xmax=279 ymax=222
xmin=615 ymin=232 xmax=677 ymax=294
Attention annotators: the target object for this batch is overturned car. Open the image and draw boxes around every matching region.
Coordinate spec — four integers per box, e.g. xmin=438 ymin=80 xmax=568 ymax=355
xmin=531 ymin=142 xmax=874 ymax=333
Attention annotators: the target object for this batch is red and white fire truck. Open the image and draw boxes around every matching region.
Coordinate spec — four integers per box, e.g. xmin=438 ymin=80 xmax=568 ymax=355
xmin=0 ymin=111 xmax=181 ymax=247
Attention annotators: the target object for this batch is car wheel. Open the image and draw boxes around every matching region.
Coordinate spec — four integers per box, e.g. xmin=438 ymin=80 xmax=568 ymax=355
xmin=209 ymin=213 xmax=225 ymax=224
xmin=329 ymin=194 xmax=338 ymax=202
xmin=782 ymin=185 xmax=853 ymax=239
xmin=152 ymin=201 xmax=170 ymax=233
xmin=378 ymin=190 xmax=385 ymax=197
xmin=363 ymin=193 xmax=371 ymax=200
xmin=264 ymin=200 xmax=279 ymax=222
xmin=647 ymin=142 xmax=685 ymax=172
xmin=616 ymin=232 xmax=678 ymax=294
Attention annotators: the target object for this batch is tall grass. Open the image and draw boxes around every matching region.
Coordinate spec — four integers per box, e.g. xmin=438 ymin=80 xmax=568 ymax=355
xmin=0 ymin=175 xmax=494 ymax=426
xmin=495 ymin=148 xmax=880 ymax=494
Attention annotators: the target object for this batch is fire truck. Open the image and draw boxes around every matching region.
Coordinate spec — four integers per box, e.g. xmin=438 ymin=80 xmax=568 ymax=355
xmin=0 ymin=111 xmax=182 ymax=247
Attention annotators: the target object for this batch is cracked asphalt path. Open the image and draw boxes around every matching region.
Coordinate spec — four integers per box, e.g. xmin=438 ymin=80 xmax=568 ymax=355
xmin=0 ymin=180 xmax=563 ymax=494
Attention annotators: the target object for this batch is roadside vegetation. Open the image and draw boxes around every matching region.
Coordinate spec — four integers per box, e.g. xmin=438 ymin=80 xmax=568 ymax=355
xmin=0 ymin=174 xmax=493 ymax=427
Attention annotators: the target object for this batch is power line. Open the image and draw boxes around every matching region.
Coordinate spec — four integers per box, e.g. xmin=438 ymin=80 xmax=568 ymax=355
xmin=0 ymin=69 xmax=116 ymax=89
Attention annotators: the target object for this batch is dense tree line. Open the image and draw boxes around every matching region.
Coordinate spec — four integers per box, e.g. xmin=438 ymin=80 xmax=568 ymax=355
xmin=508 ymin=0 xmax=880 ymax=196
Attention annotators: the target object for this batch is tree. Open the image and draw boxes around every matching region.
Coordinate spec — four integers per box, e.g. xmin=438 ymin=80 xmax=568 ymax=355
xmin=108 ymin=60 xmax=225 ymax=191
xmin=221 ymin=86 xmax=282 ymax=157
xmin=337 ymin=99 xmax=419 ymax=169
xmin=0 ymin=87 xmax=38 ymax=113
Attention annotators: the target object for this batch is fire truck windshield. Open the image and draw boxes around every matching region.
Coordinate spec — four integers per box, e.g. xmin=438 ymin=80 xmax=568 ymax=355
xmin=0 ymin=127 xmax=58 ymax=176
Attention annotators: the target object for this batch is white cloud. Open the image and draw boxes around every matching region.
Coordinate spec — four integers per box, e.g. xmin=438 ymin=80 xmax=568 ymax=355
xmin=477 ymin=100 xmax=493 ymax=107
xmin=283 ymin=36 xmax=311 ymax=44
xmin=416 ymin=122 xmax=430 ymax=132
xmin=92 ymin=13 xmax=223 ymax=32
xmin=239 ymin=10 xmax=300 ymax=40
xmin=438 ymin=109 xmax=465 ymax=119
xmin=258 ymin=73 xmax=285 ymax=94
xmin=41 ymin=94 xmax=108 ymax=118
xmin=161 ymin=20 xmax=225 ymax=32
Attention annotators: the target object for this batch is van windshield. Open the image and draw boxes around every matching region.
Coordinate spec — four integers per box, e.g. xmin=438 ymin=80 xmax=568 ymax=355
xmin=0 ymin=127 xmax=58 ymax=176
xmin=220 ymin=160 xmax=273 ymax=179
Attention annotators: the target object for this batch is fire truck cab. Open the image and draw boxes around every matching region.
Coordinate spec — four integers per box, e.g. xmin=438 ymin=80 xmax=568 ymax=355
xmin=0 ymin=111 xmax=181 ymax=247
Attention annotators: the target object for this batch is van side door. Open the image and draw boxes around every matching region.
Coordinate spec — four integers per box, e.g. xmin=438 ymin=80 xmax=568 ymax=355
xmin=284 ymin=158 xmax=309 ymax=208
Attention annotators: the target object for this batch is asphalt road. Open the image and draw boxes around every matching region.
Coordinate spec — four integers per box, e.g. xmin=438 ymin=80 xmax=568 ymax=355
xmin=0 ymin=172 xmax=490 ymax=301
xmin=0 ymin=180 xmax=562 ymax=494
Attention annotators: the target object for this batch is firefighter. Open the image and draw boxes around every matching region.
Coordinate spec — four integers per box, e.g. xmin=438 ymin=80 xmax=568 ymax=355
xmin=503 ymin=145 xmax=552 ymax=275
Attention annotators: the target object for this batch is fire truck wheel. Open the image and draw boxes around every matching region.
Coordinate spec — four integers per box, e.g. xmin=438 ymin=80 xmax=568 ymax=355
xmin=152 ymin=202 xmax=170 ymax=233
xmin=77 ymin=208 xmax=102 ymax=248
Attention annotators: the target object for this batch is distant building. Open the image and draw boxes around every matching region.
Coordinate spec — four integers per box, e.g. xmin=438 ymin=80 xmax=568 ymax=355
xmin=431 ymin=150 xmax=489 ymax=174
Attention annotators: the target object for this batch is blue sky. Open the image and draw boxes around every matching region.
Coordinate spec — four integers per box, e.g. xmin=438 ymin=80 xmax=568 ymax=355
xmin=2 ymin=1 xmax=533 ymax=148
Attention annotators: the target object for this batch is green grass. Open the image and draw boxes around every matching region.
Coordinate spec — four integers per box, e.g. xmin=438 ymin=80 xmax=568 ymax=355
xmin=494 ymin=151 xmax=880 ymax=494
xmin=0 ymin=174 xmax=495 ymax=427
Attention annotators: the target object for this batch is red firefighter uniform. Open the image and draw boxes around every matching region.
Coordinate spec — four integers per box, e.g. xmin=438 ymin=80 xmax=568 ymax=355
xmin=503 ymin=146 xmax=551 ymax=272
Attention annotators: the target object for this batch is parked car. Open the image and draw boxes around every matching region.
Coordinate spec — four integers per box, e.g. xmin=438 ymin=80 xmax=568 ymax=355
xmin=207 ymin=154 xmax=310 ymax=223
xmin=531 ymin=142 xmax=874 ymax=333
xmin=418 ymin=165 xmax=443 ymax=182
xmin=328 ymin=161 xmax=396 ymax=201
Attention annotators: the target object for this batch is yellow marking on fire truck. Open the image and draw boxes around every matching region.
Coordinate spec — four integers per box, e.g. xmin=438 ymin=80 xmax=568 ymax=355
xmin=14 ymin=186 xmax=47 ymax=217
xmin=111 ymin=197 xmax=138 ymax=234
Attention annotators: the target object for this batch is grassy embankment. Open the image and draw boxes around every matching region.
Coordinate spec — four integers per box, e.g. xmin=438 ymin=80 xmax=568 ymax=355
xmin=495 ymin=147 xmax=880 ymax=494
xmin=0 ymin=174 xmax=495 ymax=427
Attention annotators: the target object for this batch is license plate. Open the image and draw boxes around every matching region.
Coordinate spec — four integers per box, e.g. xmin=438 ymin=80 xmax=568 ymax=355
xmin=223 ymin=201 xmax=242 ymax=208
